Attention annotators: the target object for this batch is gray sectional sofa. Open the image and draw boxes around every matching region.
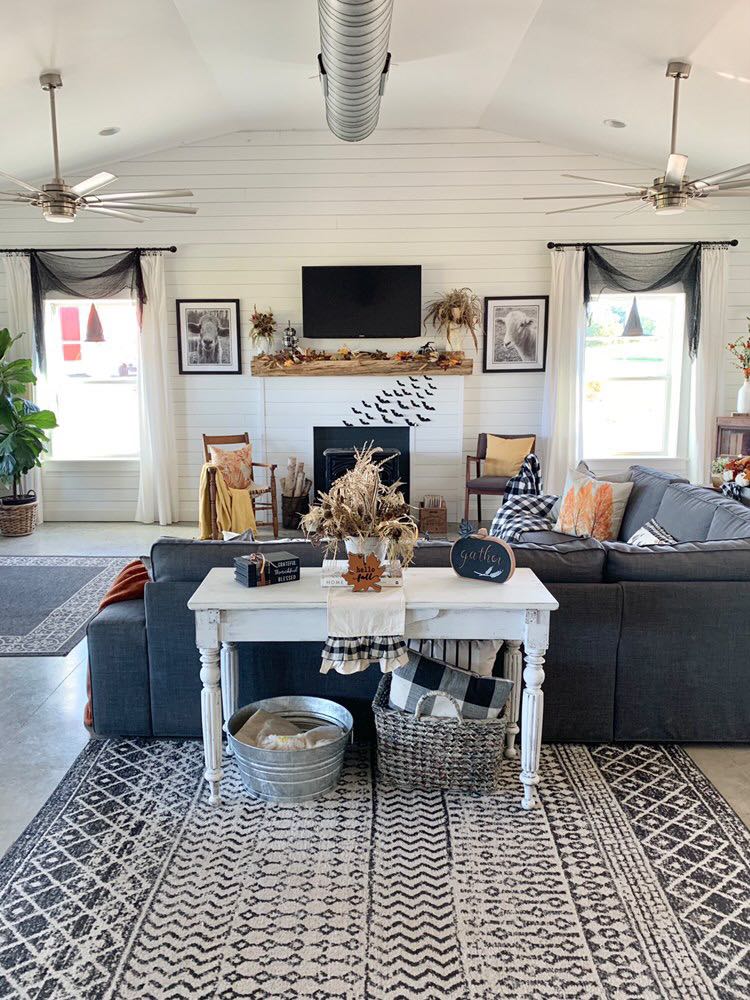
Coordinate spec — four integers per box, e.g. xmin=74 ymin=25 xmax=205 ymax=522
xmin=88 ymin=467 xmax=750 ymax=744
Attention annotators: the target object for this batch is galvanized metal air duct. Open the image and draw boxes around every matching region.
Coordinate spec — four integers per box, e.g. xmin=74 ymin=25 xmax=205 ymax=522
xmin=317 ymin=0 xmax=393 ymax=142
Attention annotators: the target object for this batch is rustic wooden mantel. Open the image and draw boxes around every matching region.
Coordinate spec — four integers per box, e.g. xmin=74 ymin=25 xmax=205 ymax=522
xmin=251 ymin=356 xmax=473 ymax=377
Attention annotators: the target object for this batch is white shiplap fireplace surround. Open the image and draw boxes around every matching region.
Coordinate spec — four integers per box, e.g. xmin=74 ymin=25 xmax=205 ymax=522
xmin=0 ymin=127 xmax=746 ymax=522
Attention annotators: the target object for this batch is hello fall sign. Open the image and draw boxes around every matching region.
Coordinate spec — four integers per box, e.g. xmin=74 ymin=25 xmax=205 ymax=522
xmin=450 ymin=528 xmax=516 ymax=583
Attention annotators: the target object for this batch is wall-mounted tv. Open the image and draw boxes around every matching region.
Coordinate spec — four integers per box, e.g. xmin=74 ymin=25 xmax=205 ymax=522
xmin=301 ymin=264 xmax=422 ymax=339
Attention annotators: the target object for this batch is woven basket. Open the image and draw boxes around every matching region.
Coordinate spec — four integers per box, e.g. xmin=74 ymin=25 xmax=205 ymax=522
xmin=0 ymin=493 xmax=38 ymax=537
xmin=372 ymin=674 xmax=507 ymax=794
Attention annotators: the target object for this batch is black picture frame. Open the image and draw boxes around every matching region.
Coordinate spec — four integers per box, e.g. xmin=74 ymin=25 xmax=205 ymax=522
xmin=176 ymin=299 xmax=242 ymax=374
xmin=483 ymin=296 xmax=549 ymax=373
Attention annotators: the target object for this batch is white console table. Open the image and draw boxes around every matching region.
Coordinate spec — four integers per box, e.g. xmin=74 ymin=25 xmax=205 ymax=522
xmin=188 ymin=566 xmax=558 ymax=809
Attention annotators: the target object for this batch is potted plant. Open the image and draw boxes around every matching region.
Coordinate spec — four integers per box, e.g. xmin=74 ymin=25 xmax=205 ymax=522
xmin=300 ymin=445 xmax=418 ymax=564
xmin=727 ymin=324 xmax=750 ymax=413
xmin=250 ymin=306 xmax=276 ymax=354
xmin=0 ymin=329 xmax=58 ymax=536
xmin=424 ymin=287 xmax=482 ymax=353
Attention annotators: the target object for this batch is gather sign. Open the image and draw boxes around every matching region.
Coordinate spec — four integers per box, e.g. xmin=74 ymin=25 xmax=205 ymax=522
xmin=450 ymin=529 xmax=515 ymax=583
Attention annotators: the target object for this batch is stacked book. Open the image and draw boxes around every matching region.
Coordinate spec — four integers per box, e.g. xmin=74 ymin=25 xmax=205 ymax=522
xmin=234 ymin=550 xmax=301 ymax=587
xmin=320 ymin=559 xmax=403 ymax=588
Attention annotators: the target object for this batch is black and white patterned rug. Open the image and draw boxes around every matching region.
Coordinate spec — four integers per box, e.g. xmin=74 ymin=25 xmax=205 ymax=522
xmin=0 ymin=740 xmax=747 ymax=999
xmin=0 ymin=556 xmax=129 ymax=656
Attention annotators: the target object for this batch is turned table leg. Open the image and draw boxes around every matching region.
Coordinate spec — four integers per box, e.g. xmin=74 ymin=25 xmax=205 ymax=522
xmin=502 ymin=640 xmax=523 ymax=759
xmin=199 ymin=646 xmax=223 ymax=805
xmin=220 ymin=642 xmax=239 ymax=755
xmin=520 ymin=645 xmax=546 ymax=810
xmin=519 ymin=609 xmax=550 ymax=810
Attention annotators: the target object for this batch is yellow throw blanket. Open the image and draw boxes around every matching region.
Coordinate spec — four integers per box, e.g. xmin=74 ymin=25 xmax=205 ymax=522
xmin=198 ymin=463 xmax=258 ymax=539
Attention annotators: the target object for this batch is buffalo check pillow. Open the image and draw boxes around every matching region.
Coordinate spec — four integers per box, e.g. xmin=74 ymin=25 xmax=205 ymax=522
xmin=389 ymin=651 xmax=513 ymax=720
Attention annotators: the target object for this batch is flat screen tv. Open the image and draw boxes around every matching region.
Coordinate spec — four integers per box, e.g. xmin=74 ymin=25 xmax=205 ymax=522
xmin=302 ymin=265 xmax=421 ymax=339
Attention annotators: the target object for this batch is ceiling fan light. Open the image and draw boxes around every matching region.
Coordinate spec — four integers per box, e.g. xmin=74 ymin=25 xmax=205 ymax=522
xmin=42 ymin=204 xmax=75 ymax=223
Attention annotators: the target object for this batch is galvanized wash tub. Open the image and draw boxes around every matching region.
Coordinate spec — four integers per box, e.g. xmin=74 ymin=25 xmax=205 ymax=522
xmin=227 ymin=696 xmax=353 ymax=802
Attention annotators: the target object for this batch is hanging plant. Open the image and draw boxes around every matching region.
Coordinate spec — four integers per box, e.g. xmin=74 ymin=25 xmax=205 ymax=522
xmin=424 ymin=287 xmax=482 ymax=351
xmin=250 ymin=306 xmax=276 ymax=353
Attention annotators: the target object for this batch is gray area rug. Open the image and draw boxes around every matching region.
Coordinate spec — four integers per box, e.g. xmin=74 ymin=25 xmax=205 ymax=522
xmin=1 ymin=741 xmax=747 ymax=999
xmin=0 ymin=556 xmax=130 ymax=656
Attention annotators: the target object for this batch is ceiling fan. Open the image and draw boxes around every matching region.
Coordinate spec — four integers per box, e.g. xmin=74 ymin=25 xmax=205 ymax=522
xmin=0 ymin=72 xmax=197 ymax=224
xmin=525 ymin=61 xmax=750 ymax=216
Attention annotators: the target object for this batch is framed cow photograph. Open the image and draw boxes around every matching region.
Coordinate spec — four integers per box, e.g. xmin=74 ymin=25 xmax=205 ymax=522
xmin=176 ymin=299 xmax=242 ymax=374
xmin=483 ymin=296 xmax=548 ymax=373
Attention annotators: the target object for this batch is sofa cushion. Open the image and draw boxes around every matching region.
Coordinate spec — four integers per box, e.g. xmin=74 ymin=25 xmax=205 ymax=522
xmin=151 ymin=536 xmax=454 ymax=583
xmin=513 ymin=538 xmax=606 ymax=583
xmin=706 ymin=503 xmax=750 ymax=540
xmin=151 ymin=538 xmax=326 ymax=583
xmin=554 ymin=470 xmax=633 ymax=541
xmin=654 ymin=482 xmax=724 ymax=542
xmin=604 ymin=538 xmax=750 ymax=582
xmin=618 ymin=466 xmax=688 ymax=541
xmin=518 ymin=529 xmax=578 ymax=546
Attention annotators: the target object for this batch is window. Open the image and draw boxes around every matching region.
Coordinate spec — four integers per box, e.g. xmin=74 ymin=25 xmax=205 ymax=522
xmin=43 ymin=299 xmax=140 ymax=460
xmin=583 ymin=292 xmax=686 ymax=459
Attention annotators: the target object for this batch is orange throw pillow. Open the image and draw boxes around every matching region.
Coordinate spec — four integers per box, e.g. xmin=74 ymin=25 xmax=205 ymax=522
xmin=554 ymin=471 xmax=633 ymax=541
xmin=209 ymin=443 xmax=256 ymax=490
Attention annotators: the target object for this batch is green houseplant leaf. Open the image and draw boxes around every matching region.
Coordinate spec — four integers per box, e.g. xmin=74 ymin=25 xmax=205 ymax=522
xmin=0 ymin=328 xmax=58 ymax=500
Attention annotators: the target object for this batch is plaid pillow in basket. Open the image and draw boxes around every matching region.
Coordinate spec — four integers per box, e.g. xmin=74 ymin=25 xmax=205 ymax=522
xmin=389 ymin=651 xmax=513 ymax=720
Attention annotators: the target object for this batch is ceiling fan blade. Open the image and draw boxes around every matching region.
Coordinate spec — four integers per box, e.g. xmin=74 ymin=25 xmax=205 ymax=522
xmin=664 ymin=153 xmax=688 ymax=186
xmin=562 ymin=173 xmax=646 ymax=191
xmin=82 ymin=205 xmax=145 ymax=223
xmin=692 ymin=163 xmax=750 ymax=187
xmin=0 ymin=169 xmax=45 ymax=195
xmin=524 ymin=192 xmax=644 ymax=201
xmin=88 ymin=189 xmax=193 ymax=202
xmin=85 ymin=201 xmax=197 ymax=214
xmin=616 ymin=201 xmax=649 ymax=218
xmin=0 ymin=193 xmax=35 ymax=202
xmin=698 ymin=190 xmax=750 ymax=196
xmin=712 ymin=179 xmax=750 ymax=190
xmin=71 ymin=171 xmax=117 ymax=197
xmin=545 ymin=197 xmax=636 ymax=215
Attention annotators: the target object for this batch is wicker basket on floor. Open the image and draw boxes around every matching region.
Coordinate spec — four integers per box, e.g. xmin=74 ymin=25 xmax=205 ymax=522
xmin=0 ymin=494 xmax=38 ymax=537
xmin=372 ymin=673 xmax=507 ymax=794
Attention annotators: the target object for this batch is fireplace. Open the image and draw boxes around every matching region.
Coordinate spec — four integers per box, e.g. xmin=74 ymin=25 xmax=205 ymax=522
xmin=313 ymin=426 xmax=410 ymax=500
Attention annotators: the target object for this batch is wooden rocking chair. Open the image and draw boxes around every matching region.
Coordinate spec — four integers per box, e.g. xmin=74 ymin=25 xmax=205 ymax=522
xmin=202 ymin=433 xmax=279 ymax=539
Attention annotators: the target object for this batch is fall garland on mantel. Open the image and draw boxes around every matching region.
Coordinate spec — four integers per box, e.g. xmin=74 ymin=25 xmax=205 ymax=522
xmin=253 ymin=343 xmax=468 ymax=373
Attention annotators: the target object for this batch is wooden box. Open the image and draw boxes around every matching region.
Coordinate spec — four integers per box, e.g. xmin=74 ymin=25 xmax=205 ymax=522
xmin=418 ymin=499 xmax=448 ymax=535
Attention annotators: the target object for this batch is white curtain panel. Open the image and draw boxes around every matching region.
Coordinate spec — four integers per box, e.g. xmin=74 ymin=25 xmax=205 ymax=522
xmin=136 ymin=253 xmax=178 ymax=524
xmin=540 ymin=248 xmax=586 ymax=495
xmin=689 ymin=246 xmax=728 ymax=485
xmin=3 ymin=253 xmax=44 ymax=521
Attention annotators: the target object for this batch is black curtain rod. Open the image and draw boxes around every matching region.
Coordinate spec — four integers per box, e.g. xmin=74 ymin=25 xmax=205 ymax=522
xmin=547 ymin=239 xmax=738 ymax=249
xmin=0 ymin=245 xmax=177 ymax=254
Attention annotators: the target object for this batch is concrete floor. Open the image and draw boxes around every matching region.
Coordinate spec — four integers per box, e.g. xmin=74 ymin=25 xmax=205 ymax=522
xmin=1 ymin=521 xmax=748 ymax=856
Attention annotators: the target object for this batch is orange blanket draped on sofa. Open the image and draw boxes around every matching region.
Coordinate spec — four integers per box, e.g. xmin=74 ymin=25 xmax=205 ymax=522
xmin=84 ymin=560 xmax=150 ymax=728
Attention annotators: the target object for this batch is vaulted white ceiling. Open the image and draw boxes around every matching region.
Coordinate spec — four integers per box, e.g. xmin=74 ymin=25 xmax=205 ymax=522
xmin=1 ymin=0 xmax=749 ymax=182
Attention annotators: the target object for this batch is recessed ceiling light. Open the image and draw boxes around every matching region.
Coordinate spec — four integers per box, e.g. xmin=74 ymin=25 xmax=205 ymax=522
xmin=98 ymin=127 xmax=120 ymax=136
xmin=603 ymin=119 xmax=627 ymax=129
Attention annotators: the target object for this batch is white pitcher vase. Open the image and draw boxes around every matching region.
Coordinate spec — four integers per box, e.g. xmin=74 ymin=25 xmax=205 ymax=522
xmin=737 ymin=379 xmax=750 ymax=414
xmin=344 ymin=536 xmax=389 ymax=562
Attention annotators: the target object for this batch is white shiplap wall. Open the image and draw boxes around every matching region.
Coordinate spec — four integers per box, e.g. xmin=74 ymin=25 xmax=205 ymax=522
xmin=0 ymin=127 xmax=747 ymax=521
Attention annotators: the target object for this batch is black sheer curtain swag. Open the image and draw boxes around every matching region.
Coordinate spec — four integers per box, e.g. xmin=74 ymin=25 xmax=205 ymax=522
xmin=584 ymin=243 xmax=702 ymax=357
xmin=28 ymin=249 xmax=146 ymax=369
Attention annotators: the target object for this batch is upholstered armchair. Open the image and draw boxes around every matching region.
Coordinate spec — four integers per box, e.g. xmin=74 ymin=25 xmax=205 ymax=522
xmin=464 ymin=432 xmax=536 ymax=523
xmin=202 ymin=433 xmax=279 ymax=539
